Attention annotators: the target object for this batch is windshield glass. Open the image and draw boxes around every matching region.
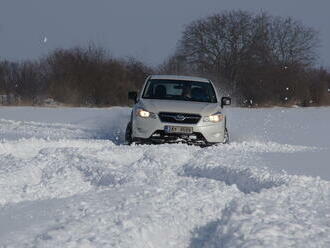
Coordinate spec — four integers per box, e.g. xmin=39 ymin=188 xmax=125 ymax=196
xmin=142 ymin=79 xmax=217 ymax=103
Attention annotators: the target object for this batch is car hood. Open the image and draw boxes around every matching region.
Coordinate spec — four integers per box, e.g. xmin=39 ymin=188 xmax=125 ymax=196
xmin=138 ymin=99 xmax=221 ymax=116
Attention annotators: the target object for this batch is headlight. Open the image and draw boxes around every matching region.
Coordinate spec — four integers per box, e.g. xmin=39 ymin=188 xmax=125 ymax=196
xmin=136 ymin=108 xmax=156 ymax=119
xmin=203 ymin=113 xmax=224 ymax=123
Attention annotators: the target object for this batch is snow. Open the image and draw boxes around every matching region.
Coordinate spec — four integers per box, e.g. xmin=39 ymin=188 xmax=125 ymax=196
xmin=0 ymin=106 xmax=329 ymax=247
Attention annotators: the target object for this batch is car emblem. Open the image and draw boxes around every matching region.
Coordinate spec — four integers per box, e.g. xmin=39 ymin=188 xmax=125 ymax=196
xmin=174 ymin=114 xmax=186 ymax=121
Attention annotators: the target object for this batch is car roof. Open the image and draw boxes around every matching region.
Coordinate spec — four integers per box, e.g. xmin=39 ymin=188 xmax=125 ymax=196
xmin=149 ymin=75 xmax=210 ymax=83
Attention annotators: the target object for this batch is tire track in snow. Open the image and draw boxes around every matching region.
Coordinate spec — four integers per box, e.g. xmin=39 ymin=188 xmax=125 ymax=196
xmin=180 ymin=143 xmax=297 ymax=194
xmin=182 ymin=164 xmax=287 ymax=194
xmin=189 ymin=176 xmax=330 ymax=248
xmin=0 ymin=118 xmax=125 ymax=143
xmin=180 ymin=143 xmax=330 ymax=248
xmin=0 ymin=143 xmax=242 ymax=247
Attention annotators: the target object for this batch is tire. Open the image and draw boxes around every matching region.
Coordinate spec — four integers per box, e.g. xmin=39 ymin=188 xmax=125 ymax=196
xmin=223 ymin=128 xmax=229 ymax=144
xmin=125 ymin=122 xmax=133 ymax=145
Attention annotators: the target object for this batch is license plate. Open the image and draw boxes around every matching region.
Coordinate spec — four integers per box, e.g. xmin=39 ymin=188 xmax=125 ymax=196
xmin=164 ymin=125 xmax=193 ymax=134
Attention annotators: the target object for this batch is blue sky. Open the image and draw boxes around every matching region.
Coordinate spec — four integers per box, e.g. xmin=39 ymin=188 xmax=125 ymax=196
xmin=0 ymin=0 xmax=329 ymax=67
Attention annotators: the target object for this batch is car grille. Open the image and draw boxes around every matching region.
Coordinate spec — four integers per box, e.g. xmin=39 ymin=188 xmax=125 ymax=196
xmin=158 ymin=112 xmax=201 ymax=124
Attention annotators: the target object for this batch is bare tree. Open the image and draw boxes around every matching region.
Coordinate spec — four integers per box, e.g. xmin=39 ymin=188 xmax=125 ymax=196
xmin=45 ymin=46 xmax=152 ymax=106
xmin=174 ymin=10 xmax=320 ymax=105
xmin=178 ymin=11 xmax=318 ymax=76
xmin=178 ymin=11 xmax=257 ymax=82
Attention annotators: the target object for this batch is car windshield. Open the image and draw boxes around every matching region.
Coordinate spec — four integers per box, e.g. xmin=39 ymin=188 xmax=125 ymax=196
xmin=142 ymin=79 xmax=217 ymax=103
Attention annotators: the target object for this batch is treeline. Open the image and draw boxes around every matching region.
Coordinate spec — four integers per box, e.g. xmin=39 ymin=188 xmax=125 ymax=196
xmin=0 ymin=46 xmax=151 ymax=106
xmin=160 ymin=10 xmax=330 ymax=107
xmin=0 ymin=10 xmax=330 ymax=107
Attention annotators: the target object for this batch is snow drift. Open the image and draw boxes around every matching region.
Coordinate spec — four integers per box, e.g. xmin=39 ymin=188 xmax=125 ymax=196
xmin=0 ymin=106 xmax=329 ymax=247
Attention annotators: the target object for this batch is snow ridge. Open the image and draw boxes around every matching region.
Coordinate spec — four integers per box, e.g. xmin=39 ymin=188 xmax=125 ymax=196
xmin=190 ymin=176 xmax=330 ymax=248
xmin=183 ymin=163 xmax=288 ymax=194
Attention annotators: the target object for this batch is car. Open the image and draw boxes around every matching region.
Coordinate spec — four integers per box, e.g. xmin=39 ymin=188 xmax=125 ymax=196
xmin=125 ymin=75 xmax=231 ymax=146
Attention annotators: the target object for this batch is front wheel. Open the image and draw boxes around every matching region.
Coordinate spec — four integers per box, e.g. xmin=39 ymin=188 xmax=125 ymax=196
xmin=125 ymin=122 xmax=133 ymax=145
xmin=223 ymin=128 xmax=229 ymax=144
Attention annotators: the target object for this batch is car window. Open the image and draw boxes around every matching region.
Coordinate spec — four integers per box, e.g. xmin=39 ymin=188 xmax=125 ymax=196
xmin=142 ymin=79 xmax=217 ymax=103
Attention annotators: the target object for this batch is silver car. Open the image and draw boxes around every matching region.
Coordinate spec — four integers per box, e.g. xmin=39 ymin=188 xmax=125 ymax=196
xmin=125 ymin=75 xmax=231 ymax=146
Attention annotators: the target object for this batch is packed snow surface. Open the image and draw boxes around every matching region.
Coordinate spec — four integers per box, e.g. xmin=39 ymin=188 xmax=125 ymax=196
xmin=0 ymin=106 xmax=329 ymax=247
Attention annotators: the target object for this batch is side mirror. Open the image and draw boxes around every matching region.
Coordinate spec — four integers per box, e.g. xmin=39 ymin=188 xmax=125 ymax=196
xmin=221 ymin=97 xmax=231 ymax=108
xmin=128 ymin=91 xmax=138 ymax=103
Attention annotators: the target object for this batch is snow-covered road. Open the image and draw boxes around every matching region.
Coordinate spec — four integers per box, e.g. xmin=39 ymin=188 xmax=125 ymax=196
xmin=0 ymin=107 xmax=329 ymax=247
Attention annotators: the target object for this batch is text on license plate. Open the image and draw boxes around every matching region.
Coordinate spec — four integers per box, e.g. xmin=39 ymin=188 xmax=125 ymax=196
xmin=164 ymin=126 xmax=193 ymax=134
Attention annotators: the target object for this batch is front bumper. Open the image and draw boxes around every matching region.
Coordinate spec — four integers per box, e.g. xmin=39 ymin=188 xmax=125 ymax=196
xmin=132 ymin=114 xmax=226 ymax=143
